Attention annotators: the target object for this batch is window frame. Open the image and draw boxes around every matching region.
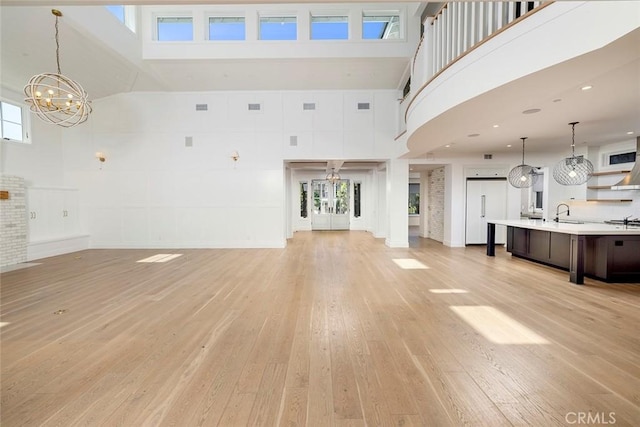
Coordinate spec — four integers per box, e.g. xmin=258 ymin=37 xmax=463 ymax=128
xmin=362 ymin=10 xmax=402 ymax=40
xmin=105 ymin=5 xmax=137 ymax=33
xmin=208 ymin=15 xmax=246 ymax=41
xmin=155 ymin=15 xmax=194 ymax=41
xmin=258 ymin=14 xmax=298 ymax=41
xmin=0 ymin=99 xmax=31 ymax=144
xmin=310 ymin=13 xmax=349 ymax=40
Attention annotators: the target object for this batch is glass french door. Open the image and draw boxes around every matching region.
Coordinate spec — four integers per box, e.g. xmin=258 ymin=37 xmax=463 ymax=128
xmin=311 ymin=179 xmax=350 ymax=230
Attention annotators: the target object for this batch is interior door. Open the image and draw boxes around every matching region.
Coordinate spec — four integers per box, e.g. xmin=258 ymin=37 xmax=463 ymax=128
xmin=466 ymin=179 xmax=507 ymax=244
xmin=311 ymin=179 xmax=350 ymax=230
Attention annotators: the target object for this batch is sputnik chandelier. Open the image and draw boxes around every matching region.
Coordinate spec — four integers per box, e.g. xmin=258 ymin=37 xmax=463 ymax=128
xmin=24 ymin=9 xmax=91 ymax=128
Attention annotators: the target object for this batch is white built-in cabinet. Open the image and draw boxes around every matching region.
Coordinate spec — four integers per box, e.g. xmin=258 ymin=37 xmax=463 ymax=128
xmin=26 ymin=187 xmax=87 ymax=261
xmin=465 ymin=179 xmax=507 ymax=245
xmin=27 ymin=187 xmax=80 ymax=241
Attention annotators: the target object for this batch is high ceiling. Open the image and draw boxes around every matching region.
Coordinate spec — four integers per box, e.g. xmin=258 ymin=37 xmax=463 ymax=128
xmin=1 ymin=1 xmax=639 ymax=161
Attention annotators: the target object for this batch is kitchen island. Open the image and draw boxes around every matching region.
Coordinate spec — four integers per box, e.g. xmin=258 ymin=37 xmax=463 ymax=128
xmin=487 ymin=219 xmax=640 ymax=284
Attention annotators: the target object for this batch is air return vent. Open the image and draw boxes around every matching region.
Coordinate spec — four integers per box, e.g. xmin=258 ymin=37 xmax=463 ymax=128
xmin=484 ymin=154 xmax=493 ymax=160
xmin=357 ymin=102 xmax=370 ymax=110
xmin=248 ymin=103 xmax=261 ymax=111
xmin=303 ymin=103 xmax=316 ymax=111
xmin=195 ymin=104 xmax=208 ymax=111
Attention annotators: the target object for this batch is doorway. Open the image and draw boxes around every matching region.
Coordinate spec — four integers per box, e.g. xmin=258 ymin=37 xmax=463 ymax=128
xmin=311 ymin=179 xmax=350 ymax=230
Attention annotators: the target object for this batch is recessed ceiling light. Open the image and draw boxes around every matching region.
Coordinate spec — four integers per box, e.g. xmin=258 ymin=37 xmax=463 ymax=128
xmin=522 ymin=108 xmax=541 ymax=115
xmin=507 ymin=144 xmax=512 ymax=148
xmin=627 ymin=131 xmax=634 ymax=135
xmin=493 ymin=124 xmax=499 ymax=128
xmin=468 ymin=133 xmax=480 ymax=137
xmin=581 ymin=85 xmax=593 ymax=91
xmin=553 ymin=98 xmax=562 ymax=103
xmin=445 ymin=144 xmax=451 ymax=148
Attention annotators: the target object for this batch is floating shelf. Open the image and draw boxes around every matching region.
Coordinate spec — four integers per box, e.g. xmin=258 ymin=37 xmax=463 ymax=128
xmin=590 ymin=170 xmax=630 ymax=176
xmin=586 ymin=199 xmax=633 ymax=202
xmin=587 ymin=185 xmax=613 ymax=190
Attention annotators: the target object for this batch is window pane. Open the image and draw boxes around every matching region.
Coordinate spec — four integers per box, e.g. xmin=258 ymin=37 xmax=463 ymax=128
xmin=209 ymin=17 xmax=245 ymax=40
xmin=354 ymin=182 xmax=361 ymax=218
xmin=311 ymin=15 xmax=348 ymax=40
xmin=1 ymin=102 xmax=22 ymax=124
xmin=300 ymin=182 xmax=308 ymax=218
xmin=106 ymin=5 xmax=125 ymax=22
xmin=2 ymin=121 xmax=22 ymax=141
xmin=1 ymin=101 xmax=23 ymax=142
xmin=260 ymin=16 xmax=297 ymax=40
xmin=409 ymin=183 xmax=420 ymax=214
xmin=363 ymin=13 xmax=400 ymax=39
xmin=158 ymin=17 xmax=193 ymax=41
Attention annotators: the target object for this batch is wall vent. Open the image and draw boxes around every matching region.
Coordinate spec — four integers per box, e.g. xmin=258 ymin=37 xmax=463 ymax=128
xmin=357 ymin=102 xmax=370 ymax=110
xmin=248 ymin=103 xmax=261 ymax=111
xmin=484 ymin=154 xmax=493 ymax=160
xmin=185 ymin=136 xmax=193 ymax=147
xmin=195 ymin=104 xmax=208 ymax=111
xmin=303 ymin=103 xmax=316 ymax=111
xmin=289 ymin=136 xmax=298 ymax=146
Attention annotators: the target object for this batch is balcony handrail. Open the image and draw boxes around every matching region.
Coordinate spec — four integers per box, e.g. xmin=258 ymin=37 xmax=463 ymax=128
xmin=405 ymin=1 xmax=554 ymax=124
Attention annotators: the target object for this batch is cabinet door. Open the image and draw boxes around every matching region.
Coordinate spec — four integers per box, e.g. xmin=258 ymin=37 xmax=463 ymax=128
xmin=47 ymin=190 xmax=65 ymax=239
xmin=528 ymin=230 xmax=550 ymax=262
xmin=27 ymin=188 xmax=47 ymax=241
xmin=466 ymin=180 xmax=507 ymax=244
xmin=63 ymin=190 xmax=80 ymax=235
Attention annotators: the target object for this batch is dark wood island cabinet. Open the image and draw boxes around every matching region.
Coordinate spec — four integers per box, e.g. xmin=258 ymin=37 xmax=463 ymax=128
xmin=487 ymin=220 xmax=640 ymax=284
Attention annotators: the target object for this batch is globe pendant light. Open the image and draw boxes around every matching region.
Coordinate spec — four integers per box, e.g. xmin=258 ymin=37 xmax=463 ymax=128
xmin=552 ymin=122 xmax=593 ymax=185
xmin=23 ymin=9 xmax=91 ymax=128
xmin=508 ymin=137 xmax=539 ymax=188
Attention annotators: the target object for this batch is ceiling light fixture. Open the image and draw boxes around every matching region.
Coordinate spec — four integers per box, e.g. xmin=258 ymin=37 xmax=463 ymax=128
xmin=627 ymin=131 xmax=635 ymax=135
xmin=522 ymin=108 xmax=541 ymax=115
xmin=553 ymin=122 xmax=594 ymax=185
xmin=23 ymin=9 xmax=91 ymax=128
xmin=508 ymin=137 xmax=539 ymax=188
xmin=326 ymin=168 xmax=341 ymax=183
xmin=581 ymin=85 xmax=593 ymax=91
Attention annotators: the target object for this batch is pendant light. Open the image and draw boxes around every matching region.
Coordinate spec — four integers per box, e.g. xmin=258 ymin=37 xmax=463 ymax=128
xmin=23 ymin=9 xmax=91 ymax=128
xmin=552 ymin=122 xmax=593 ymax=185
xmin=508 ymin=137 xmax=539 ymax=188
xmin=326 ymin=168 xmax=341 ymax=184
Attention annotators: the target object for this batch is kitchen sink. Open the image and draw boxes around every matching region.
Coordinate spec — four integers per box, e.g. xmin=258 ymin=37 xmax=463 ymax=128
xmin=555 ymin=219 xmax=584 ymax=224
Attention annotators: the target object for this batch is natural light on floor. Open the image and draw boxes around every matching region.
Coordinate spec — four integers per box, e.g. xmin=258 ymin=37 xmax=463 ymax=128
xmin=137 ymin=254 xmax=183 ymax=263
xmin=0 ymin=322 xmax=10 ymax=328
xmin=392 ymin=258 xmax=429 ymax=269
xmin=429 ymin=289 xmax=469 ymax=294
xmin=450 ymin=306 xmax=550 ymax=344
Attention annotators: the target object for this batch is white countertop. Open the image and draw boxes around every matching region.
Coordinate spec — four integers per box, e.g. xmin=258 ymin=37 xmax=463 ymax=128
xmin=488 ymin=219 xmax=640 ymax=235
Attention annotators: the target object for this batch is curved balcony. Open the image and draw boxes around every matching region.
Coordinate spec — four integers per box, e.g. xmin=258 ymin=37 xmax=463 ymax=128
xmin=404 ymin=1 xmax=640 ymax=156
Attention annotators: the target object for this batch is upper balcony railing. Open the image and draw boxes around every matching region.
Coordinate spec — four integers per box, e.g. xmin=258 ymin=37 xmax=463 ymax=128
xmin=399 ymin=1 xmax=552 ymax=133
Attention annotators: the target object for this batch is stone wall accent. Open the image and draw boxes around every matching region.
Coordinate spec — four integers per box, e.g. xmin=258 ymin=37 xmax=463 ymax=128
xmin=427 ymin=167 xmax=445 ymax=242
xmin=1 ymin=175 xmax=27 ymax=267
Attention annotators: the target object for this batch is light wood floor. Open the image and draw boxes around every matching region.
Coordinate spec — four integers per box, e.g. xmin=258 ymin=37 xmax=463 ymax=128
xmin=1 ymin=231 xmax=639 ymax=426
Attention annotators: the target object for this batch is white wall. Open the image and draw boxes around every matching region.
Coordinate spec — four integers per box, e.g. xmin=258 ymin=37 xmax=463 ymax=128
xmin=53 ymin=89 xmax=398 ymax=249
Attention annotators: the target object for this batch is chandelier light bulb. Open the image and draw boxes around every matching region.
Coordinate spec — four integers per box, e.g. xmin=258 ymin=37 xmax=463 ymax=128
xmin=568 ymin=170 xmax=577 ymax=178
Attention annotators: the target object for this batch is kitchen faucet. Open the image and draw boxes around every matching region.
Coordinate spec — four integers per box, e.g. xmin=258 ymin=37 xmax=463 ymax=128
xmin=554 ymin=203 xmax=570 ymax=222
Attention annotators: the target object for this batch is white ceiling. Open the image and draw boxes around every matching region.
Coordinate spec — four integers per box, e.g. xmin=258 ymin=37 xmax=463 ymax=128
xmin=1 ymin=1 xmax=639 ymax=162
xmin=407 ymin=26 xmax=640 ymax=158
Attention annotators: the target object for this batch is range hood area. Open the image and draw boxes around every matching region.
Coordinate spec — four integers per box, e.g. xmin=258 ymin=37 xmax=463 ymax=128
xmin=611 ymin=136 xmax=640 ymax=190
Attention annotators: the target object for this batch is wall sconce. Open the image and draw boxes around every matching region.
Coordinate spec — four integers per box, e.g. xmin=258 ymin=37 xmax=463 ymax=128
xmin=231 ymin=150 xmax=239 ymax=162
xmin=95 ymin=151 xmax=106 ymax=169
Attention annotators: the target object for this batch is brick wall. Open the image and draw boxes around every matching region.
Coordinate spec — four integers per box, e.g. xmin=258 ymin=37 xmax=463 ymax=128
xmin=427 ymin=167 xmax=445 ymax=242
xmin=1 ymin=175 xmax=27 ymax=267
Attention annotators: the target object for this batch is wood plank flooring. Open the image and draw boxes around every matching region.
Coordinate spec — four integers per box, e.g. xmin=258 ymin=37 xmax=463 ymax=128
xmin=1 ymin=231 xmax=639 ymax=426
